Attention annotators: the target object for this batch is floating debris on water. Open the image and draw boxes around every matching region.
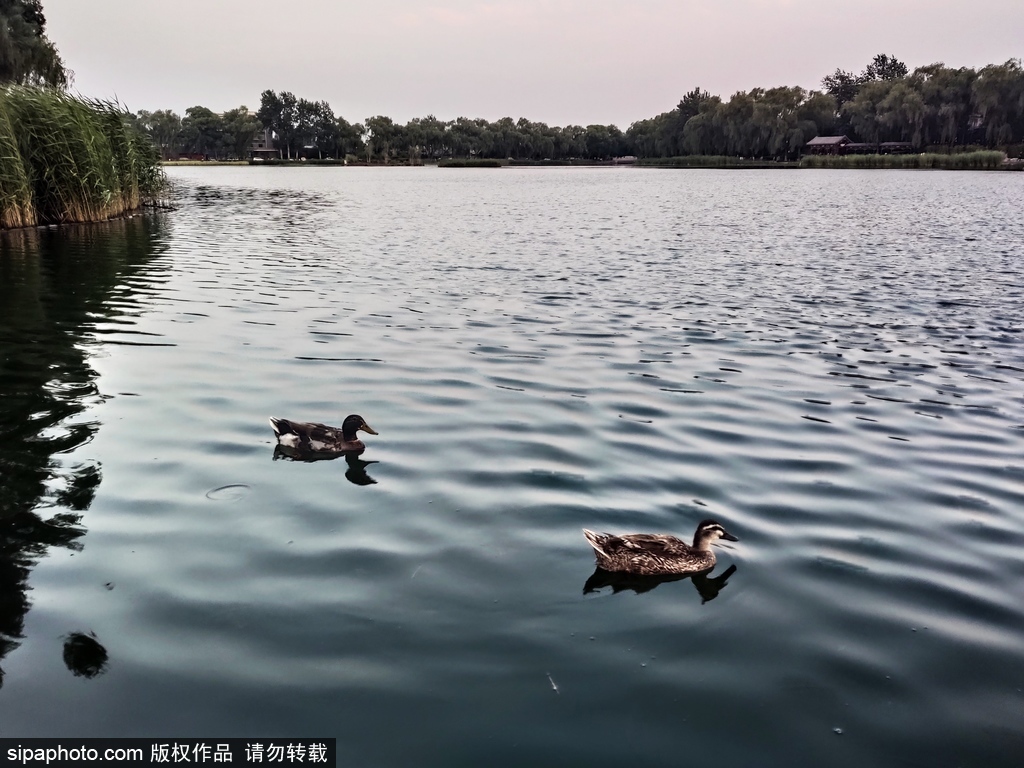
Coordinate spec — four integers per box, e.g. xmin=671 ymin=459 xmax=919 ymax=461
xmin=546 ymin=673 xmax=560 ymax=694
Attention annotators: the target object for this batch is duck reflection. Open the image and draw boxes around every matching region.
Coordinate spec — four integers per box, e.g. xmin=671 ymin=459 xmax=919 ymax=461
xmin=583 ymin=564 xmax=737 ymax=603
xmin=344 ymin=456 xmax=379 ymax=486
xmin=62 ymin=632 xmax=109 ymax=678
xmin=272 ymin=446 xmax=380 ymax=486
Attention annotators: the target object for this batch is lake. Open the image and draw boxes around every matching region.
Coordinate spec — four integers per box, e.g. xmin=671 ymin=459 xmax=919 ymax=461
xmin=1 ymin=166 xmax=1022 ymax=766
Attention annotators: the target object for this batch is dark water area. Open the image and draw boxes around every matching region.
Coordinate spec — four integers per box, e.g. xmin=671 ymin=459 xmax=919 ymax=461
xmin=1 ymin=167 xmax=1022 ymax=766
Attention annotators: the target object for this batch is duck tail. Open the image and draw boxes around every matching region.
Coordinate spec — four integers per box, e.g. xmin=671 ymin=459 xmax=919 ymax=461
xmin=269 ymin=417 xmax=293 ymax=437
xmin=582 ymin=529 xmax=611 ymax=557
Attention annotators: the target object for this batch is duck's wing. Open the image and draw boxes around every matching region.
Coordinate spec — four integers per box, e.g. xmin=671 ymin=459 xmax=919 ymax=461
xmin=611 ymin=533 xmax=690 ymax=557
xmin=584 ymin=530 xmax=688 ymax=557
xmin=269 ymin=418 xmax=342 ymax=450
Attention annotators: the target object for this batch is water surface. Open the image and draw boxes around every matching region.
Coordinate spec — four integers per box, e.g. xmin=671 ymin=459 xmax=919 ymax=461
xmin=1 ymin=167 xmax=1022 ymax=766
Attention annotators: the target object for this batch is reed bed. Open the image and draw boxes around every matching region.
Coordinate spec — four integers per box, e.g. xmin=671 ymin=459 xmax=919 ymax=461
xmin=249 ymin=158 xmax=345 ymax=166
xmin=800 ymin=151 xmax=1007 ymax=170
xmin=508 ymin=159 xmax=608 ymax=166
xmin=0 ymin=86 xmax=164 ymax=229
xmin=438 ymin=159 xmax=502 ymax=168
xmin=639 ymin=156 xmax=800 ymax=168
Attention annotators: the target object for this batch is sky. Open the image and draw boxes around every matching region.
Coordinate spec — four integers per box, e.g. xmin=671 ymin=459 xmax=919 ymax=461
xmin=44 ymin=0 xmax=1024 ymax=128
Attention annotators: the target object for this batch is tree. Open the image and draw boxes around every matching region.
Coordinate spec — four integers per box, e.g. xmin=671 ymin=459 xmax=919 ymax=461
xmin=257 ymin=90 xmax=282 ymax=133
xmin=297 ymin=100 xmax=340 ymax=158
xmin=798 ymin=91 xmax=839 ymax=138
xmin=678 ymin=88 xmax=713 ymax=125
xmin=583 ymin=124 xmax=612 ymax=159
xmin=557 ymin=124 xmax=587 ymax=158
xmin=136 ymin=109 xmax=182 ymax=159
xmin=221 ymin=106 xmax=261 ymax=159
xmin=0 ymin=0 xmax=69 ymax=87
xmin=416 ymin=115 xmax=449 ymax=158
xmin=823 ymin=55 xmax=907 ymax=115
xmin=863 ymin=53 xmax=909 ymax=82
xmin=878 ymin=82 xmax=928 ymax=147
xmin=821 ymin=69 xmax=861 ymax=107
xmin=972 ymin=59 xmax=1024 ymax=146
xmin=625 ymin=118 xmax=658 ymax=158
xmin=294 ymin=98 xmax=318 ymax=153
xmin=257 ymin=90 xmax=300 ymax=158
xmin=364 ymin=115 xmax=397 ymax=163
xmin=336 ymin=117 xmax=364 ymax=158
xmin=845 ymin=80 xmax=897 ymax=144
xmin=447 ymin=116 xmax=483 ymax=157
xmin=913 ymin=63 xmax=976 ymax=146
xmin=681 ymin=99 xmax=725 ymax=156
xmin=655 ymin=87 xmax=717 ymax=155
xmin=179 ymin=106 xmax=224 ymax=158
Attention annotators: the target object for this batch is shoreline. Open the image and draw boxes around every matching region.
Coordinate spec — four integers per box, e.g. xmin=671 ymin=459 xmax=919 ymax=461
xmin=158 ymin=158 xmax=1024 ymax=171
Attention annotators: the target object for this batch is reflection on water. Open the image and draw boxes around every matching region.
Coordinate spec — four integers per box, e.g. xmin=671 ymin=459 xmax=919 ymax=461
xmin=0 ymin=216 xmax=166 ymax=686
xmin=272 ymin=446 xmax=380 ymax=485
xmin=62 ymin=632 xmax=109 ymax=679
xmin=1 ymin=168 xmax=1023 ymax=766
xmin=584 ymin=563 xmax=738 ymax=602
xmin=344 ymin=456 xmax=379 ymax=486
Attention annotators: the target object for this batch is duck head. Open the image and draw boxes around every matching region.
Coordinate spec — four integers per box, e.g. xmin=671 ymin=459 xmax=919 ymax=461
xmin=341 ymin=414 xmax=378 ymax=442
xmin=693 ymin=519 xmax=739 ymax=549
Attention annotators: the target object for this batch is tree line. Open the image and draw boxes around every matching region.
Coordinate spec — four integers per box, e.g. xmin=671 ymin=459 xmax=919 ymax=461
xmin=629 ymin=55 xmax=1023 ymax=159
xmin=134 ymin=96 xmax=631 ymax=163
xmin=135 ymin=54 xmax=1024 ymax=162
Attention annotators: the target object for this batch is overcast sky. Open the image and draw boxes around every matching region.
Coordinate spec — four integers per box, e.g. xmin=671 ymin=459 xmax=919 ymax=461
xmin=44 ymin=0 xmax=1023 ymax=128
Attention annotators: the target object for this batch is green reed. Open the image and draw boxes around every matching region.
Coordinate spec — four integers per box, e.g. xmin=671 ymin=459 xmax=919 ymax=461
xmin=800 ymin=151 xmax=1007 ymax=170
xmin=639 ymin=156 xmax=799 ymax=168
xmin=0 ymin=86 xmax=164 ymax=228
xmin=438 ymin=159 xmax=502 ymax=168
xmin=0 ymin=95 xmax=34 ymax=229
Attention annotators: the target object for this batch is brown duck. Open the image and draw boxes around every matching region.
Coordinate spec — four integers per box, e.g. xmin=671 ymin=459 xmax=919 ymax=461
xmin=582 ymin=519 xmax=739 ymax=576
xmin=269 ymin=414 xmax=377 ymax=454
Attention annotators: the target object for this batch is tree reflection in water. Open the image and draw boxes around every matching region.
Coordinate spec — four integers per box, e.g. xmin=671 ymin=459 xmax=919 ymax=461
xmin=62 ymin=632 xmax=109 ymax=678
xmin=0 ymin=216 xmax=166 ymax=684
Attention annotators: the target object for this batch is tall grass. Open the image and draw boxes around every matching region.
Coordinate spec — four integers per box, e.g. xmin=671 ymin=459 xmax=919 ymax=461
xmin=508 ymin=159 xmax=608 ymax=166
xmin=0 ymin=94 xmax=34 ymax=228
xmin=0 ymin=86 xmax=164 ymax=229
xmin=639 ymin=156 xmax=800 ymax=168
xmin=438 ymin=159 xmax=502 ymax=168
xmin=800 ymin=151 xmax=1007 ymax=170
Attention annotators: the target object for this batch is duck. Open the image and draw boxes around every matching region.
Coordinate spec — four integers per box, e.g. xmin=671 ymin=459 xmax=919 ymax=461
xmin=582 ymin=518 xmax=738 ymax=576
xmin=269 ymin=414 xmax=378 ymax=455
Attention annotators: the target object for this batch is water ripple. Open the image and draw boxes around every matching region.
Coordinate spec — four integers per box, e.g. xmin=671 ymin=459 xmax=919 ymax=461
xmin=3 ymin=168 xmax=1023 ymax=766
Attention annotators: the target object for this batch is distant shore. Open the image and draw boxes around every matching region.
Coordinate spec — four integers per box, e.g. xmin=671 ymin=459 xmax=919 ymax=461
xmin=159 ymin=153 xmax=1023 ymax=171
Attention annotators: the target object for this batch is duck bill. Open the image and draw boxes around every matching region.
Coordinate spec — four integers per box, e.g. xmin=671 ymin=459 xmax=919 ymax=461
xmin=721 ymin=532 xmax=739 ymax=542
xmin=359 ymin=423 xmax=378 ymax=435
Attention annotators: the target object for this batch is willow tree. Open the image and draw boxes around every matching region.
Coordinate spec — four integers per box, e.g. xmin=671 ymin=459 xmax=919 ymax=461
xmin=136 ymin=109 xmax=182 ymax=159
xmin=0 ymin=0 xmax=69 ymax=88
xmin=972 ymin=60 xmax=1024 ymax=146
